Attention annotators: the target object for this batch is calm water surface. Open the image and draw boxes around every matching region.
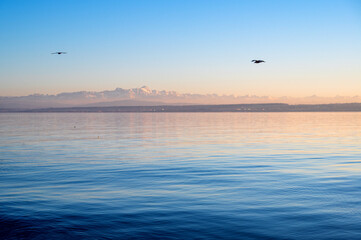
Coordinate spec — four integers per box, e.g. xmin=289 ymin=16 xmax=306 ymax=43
xmin=1 ymin=113 xmax=361 ymax=239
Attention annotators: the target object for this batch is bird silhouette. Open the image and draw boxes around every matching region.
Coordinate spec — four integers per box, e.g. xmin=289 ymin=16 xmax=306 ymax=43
xmin=252 ymin=60 xmax=265 ymax=64
xmin=52 ymin=52 xmax=67 ymax=55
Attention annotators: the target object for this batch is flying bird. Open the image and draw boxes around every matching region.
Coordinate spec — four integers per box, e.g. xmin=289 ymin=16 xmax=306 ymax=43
xmin=52 ymin=52 xmax=67 ymax=55
xmin=252 ymin=60 xmax=265 ymax=64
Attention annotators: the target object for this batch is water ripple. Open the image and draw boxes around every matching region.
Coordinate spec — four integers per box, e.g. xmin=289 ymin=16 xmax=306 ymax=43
xmin=1 ymin=113 xmax=361 ymax=239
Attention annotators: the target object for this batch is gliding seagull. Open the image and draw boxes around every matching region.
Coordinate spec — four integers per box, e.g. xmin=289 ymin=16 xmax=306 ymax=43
xmin=251 ymin=60 xmax=265 ymax=64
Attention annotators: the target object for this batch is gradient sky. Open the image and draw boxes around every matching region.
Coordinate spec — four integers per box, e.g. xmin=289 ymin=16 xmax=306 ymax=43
xmin=0 ymin=0 xmax=360 ymax=97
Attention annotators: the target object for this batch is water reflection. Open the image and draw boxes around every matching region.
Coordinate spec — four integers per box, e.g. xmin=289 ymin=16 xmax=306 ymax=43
xmin=1 ymin=113 xmax=361 ymax=239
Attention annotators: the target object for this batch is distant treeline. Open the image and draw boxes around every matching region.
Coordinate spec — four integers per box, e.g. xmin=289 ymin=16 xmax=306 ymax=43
xmin=2 ymin=103 xmax=361 ymax=112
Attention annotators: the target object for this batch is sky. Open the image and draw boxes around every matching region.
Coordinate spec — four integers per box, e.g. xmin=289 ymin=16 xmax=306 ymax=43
xmin=0 ymin=0 xmax=360 ymax=98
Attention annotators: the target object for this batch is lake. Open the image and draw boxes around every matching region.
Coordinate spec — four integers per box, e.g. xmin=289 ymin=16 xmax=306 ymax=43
xmin=1 ymin=113 xmax=361 ymax=239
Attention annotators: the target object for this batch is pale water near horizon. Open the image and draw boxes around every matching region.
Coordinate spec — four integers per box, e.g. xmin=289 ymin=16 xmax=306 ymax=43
xmin=1 ymin=113 xmax=361 ymax=239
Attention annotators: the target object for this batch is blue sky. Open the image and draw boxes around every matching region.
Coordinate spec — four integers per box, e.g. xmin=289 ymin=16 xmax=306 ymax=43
xmin=0 ymin=0 xmax=360 ymax=97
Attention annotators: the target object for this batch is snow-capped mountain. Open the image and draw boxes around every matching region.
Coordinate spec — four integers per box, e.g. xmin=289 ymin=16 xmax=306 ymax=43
xmin=0 ymin=86 xmax=190 ymax=109
xmin=1 ymin=86 xmax=360 ymax=109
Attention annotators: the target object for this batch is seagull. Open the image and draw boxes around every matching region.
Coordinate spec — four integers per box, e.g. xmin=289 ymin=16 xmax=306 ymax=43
xmin=52 ymin=52 xmax=67 ymax=55
xmin=252 ymin=60 xmax=265 ymax=64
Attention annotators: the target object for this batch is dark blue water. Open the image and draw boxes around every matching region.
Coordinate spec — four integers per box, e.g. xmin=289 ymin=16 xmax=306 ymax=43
xmin=1 ymin=113 xmax=361 ymax=239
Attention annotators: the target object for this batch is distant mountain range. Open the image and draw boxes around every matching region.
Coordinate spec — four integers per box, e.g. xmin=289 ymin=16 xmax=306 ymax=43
xmin=0 ymin=86 xmax=179 ymax=109
xmin=1 ymin=86 xmax=361 ymax=110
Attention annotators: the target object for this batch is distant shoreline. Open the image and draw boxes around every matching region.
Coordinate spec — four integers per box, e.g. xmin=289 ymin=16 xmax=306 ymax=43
xmin=2 ymin=103 xmax=361 ymax=113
